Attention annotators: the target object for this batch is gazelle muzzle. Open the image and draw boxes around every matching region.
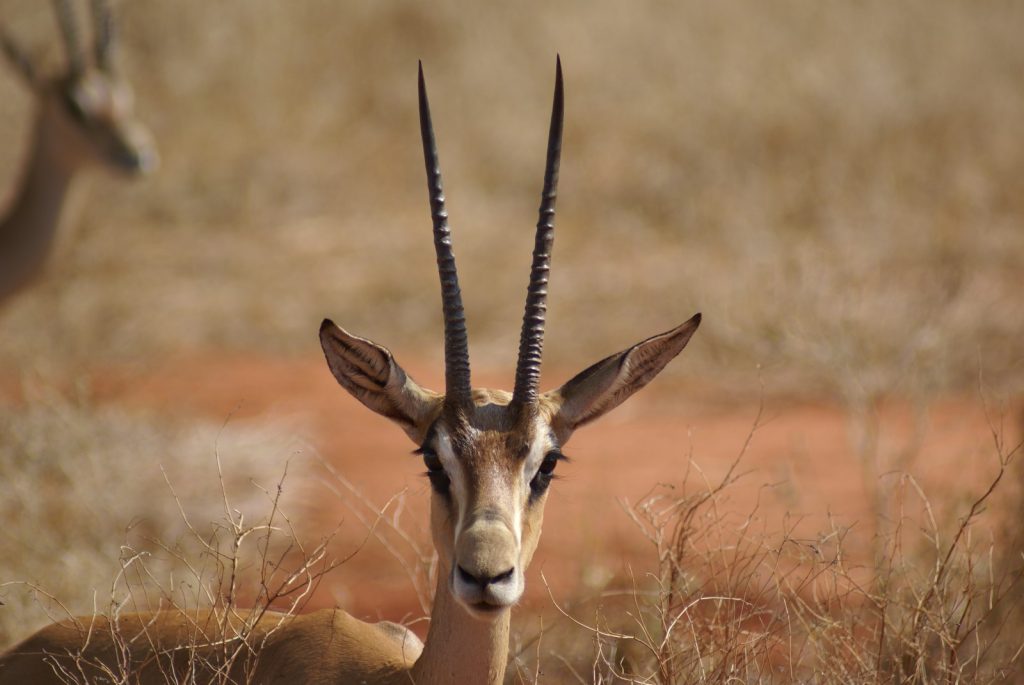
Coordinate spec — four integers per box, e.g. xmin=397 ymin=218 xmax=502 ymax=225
xmin=451 ymin=509 xmax=524 ymax=615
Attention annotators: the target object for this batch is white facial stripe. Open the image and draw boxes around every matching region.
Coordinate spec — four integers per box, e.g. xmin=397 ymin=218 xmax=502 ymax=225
xmin=434 ymin=424 xmax=478 ymax=543
xmin=510 ymin=480 xmax=523 ymax=547
xmin=520 ymin=414 xmax=555 ymax=495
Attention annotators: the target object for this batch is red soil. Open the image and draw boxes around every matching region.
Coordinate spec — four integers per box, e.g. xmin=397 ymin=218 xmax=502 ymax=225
xmin=9 ymin=353 xmax=1013 ymax=625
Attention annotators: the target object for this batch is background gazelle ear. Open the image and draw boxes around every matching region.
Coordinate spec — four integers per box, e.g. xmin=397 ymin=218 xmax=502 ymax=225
xmin=319 ymin=319 xmax=443 ymax=444
xmin=545 ymin=313 xmax=701 ymax=443
xmin=0 ymin=30 xmax=39 ymax=86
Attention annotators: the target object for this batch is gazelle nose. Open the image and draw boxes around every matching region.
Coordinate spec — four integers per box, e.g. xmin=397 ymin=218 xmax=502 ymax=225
xmin=456 ymin=564 xmax=515 ymax=589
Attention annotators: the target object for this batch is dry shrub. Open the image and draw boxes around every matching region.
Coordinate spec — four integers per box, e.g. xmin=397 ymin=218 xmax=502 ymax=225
xmin=314 ymin=457 xmax=437 ymax=619
xmin=0 ymin=386 xmax=314 ymax=650
xmin=512 ymin=409 xmax=1024 ymax=684
xmin=21 ymin=468 xmax=335 ymax=685
xmin=0 ymin=408 xmax=429 ymax=683
xmin=2 ymin=391 xmax=1021 ymax=683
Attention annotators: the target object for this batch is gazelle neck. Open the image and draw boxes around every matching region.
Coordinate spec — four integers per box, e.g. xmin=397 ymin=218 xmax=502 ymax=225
xmin=0 ymin=108 xmax=87 ymax=301
xmin=411 ymin=564 xmax=510 ymax=685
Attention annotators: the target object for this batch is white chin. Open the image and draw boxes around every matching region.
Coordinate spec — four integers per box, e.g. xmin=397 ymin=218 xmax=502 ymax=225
xmin=458 ymin=598 xmax=513 ymax=621
xmin=450 ymin=574 xmax=522 ymax=619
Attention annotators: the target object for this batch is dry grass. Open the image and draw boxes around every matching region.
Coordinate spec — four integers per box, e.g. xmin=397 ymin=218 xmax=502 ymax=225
xmin=0 ymin=391 xmax=1021 ymax=683
xmin=0 ymin=386 xmax=313 ymax=650
xmin=0 ymin=2 xmax=1023 ymax=682
xmin=16 ymin=469 xmax=336 ymax=685
xmin=0 ymin=0 xmax=1020 ymax=399
xmin=508 ymin=410 xmax=1024 ymax=684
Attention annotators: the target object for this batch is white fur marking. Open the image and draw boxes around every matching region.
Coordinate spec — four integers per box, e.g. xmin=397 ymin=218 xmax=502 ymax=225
xmin=435 ymin=424 xmax=480 ymax=543
xmin=519 ymin=414 xmax=554 ymax=538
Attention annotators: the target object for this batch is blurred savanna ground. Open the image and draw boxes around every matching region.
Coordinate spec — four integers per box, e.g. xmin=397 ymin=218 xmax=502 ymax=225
xmin=0 ymin=0 xmax=1020 ymax=395
xmin=1 ymin=1 xmax=1023 ymax=681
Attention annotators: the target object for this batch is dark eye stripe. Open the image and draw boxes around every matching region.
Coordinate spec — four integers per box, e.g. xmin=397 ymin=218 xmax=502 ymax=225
xmin=529 ymin=451 xmax=566 ymax=501
xmin=425 ymin=469 xmax=451 ymax=495
xmin=422 ymin=450 xmax=443 ymax=471
xmin=537 ymin=453 xmax=559 ymax=475
xmin=416 ymin=439 xmax=450 ymax=496
xmin=411 ymin=423 xmax=440 ymax=457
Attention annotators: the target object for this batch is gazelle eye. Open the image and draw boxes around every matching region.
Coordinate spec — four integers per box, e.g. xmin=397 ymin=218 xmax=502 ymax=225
xmin=529 ymin=451 xmax=563 ymax=498
xmin=64 ymin=92 xmax=88 ymax=122
xmin=420 ymin=448 xmax=450 ymax=496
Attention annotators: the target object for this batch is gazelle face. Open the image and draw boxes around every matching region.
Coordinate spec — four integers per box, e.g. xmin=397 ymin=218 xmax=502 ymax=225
xmin=421 ymin=396 xmax=560 ymax=617
xmin=1 ymin=0 xmax=158 ymax=175
xmin=319 ymin=59 xmax=702 ymax=622
xmin=42 ymin=72 xmax=158 ymax=174
xmin=320 ymin=313 xmax=701 ymax=621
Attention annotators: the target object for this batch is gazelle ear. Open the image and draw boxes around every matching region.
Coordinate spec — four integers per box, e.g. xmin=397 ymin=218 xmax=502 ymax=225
xmin=545 ymin=313 xmax=701 ymax=444
xmin=1 ymin=30 xmax=39 ymax=86
xmin=319 ymin=319 xmax=443 ymax=445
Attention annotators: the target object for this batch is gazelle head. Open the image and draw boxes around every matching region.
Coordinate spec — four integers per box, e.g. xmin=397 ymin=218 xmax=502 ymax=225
xmin=320 ymin=59 xmax=701 ymax=621
xmin=0 ymin=0 xmax=158 ymax=175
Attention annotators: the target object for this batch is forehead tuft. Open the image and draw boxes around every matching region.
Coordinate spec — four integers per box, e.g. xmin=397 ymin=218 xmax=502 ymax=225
xmin=436 ymin=407 xmax=543 ymax=465
xmin=431 ymin=389 xmax=560 ymax=468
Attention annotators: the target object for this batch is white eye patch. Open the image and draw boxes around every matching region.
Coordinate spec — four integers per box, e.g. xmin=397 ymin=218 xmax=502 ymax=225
xmin=434 ymin=425 xmax=469 ymax=540
xmin=520 ymin=415 xmax=556 ymax=490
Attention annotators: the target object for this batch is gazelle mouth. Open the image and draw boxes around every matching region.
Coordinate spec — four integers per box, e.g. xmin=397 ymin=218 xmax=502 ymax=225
xmin=112 ymin=145 xmax=159 ymax=175
xmin=466 ymin=601 xmax=509 ymax=618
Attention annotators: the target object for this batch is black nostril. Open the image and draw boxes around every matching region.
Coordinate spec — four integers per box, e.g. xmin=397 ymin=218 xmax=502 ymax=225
xmin=491 ymin=567 xmax=514 ymax=584
xmin=457 ymin=565 xmax=478 ymax=586
xmin=457 ymin=565 xmax=515 ymax=587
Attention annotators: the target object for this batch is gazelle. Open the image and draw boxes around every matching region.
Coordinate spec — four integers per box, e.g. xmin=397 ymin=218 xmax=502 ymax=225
xmin=0 ymin=0 xmax=157 ymax=304
xmin=0 ymin=59 xmax=700 ymax=684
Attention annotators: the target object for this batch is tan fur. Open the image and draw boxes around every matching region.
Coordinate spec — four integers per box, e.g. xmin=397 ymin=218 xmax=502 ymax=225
xmin=0 ymin=609 xmax=419 ymax=685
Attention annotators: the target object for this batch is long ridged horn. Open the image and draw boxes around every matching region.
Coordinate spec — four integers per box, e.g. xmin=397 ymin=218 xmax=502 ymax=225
xmin=90 ymin=0 xmax=115 ymax=71
xmin=512 ymin=56 xmax=564 ymax=406
xmin=418 ymin=62 xmax=472 ymax=407
xmin=53 ymin=0 xmax=84 ymax=75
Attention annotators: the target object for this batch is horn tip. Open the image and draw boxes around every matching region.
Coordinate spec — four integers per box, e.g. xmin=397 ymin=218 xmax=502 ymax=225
xmin=553 ymin=57 xmax=564 ymax=107
xmin=418 ymin=61 xmax=428 ymax=103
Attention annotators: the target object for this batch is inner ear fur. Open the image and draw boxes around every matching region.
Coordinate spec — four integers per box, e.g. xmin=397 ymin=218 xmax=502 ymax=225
xmin=545 ymin=313 xmax=701 ymax=443
xmin=319 ymin=319 xmax=442 ymax=444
